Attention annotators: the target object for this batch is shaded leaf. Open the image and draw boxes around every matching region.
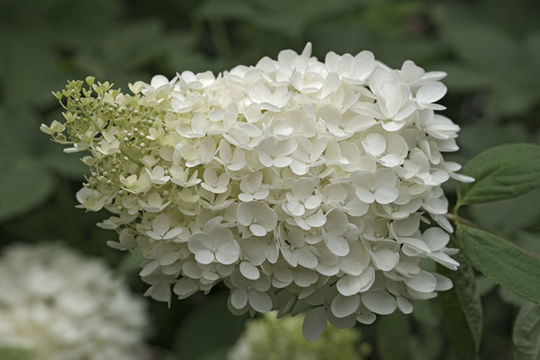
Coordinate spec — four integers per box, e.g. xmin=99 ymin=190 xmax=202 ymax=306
xmin=0 ymin=160 xmax=54 ymax=222
xmin=513 ymin=302 xmax=540 ymax=360
xmin=439 ymin=250 xmax=483 ymax=358
xmin=457 ymin=144 xmax=540 ymax=206
xmin=456 ymin=225 xmax=540 ymax=303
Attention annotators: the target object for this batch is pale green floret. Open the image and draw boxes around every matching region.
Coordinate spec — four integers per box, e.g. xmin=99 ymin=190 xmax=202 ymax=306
xmin=228 ymin=312 xmax=371 ymax=360
xmin=43 ymin=77 xmax=184 ymax=215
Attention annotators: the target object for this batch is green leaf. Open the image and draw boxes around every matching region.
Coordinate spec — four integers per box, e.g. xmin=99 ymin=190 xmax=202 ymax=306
xmin=376 ymin=312 xmax=411 ymax=360
xmin=0 ymin=346 xmax=34 ymax=360
xmin=513 ymin=302 xmax=540 ymax=360
xmin=456 ymin=225 xmax=540 ymax=303
xmin=457 ymin=143 xmax=540 ymax=206
xmin=0 ymin=159 xmax=55 ymax=222
xmin=439 ymin=251 xmax=483 ymax=358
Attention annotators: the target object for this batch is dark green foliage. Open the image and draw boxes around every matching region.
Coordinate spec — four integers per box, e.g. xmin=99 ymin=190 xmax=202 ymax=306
xmin=456 ymin=225 xmax=540 ymax=304
xmin=457 ymin=144 xmax=540 ymax=206
xmin=1 ymin=0 xmax=540 ymax=359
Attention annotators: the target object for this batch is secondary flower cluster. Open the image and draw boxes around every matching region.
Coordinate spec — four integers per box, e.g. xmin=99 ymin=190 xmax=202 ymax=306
xmin=0 ymin=244 xmax=149 ymax=360
xmin=42 ymin=43 xmax=472 ymax=340
xmin=229 ymin=312 xmax=369 ymax=360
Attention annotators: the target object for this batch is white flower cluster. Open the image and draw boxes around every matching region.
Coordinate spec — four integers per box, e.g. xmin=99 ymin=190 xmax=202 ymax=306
xmin=44 ymin=43 xmax=473 ymax=341
xmin=0 ymin=244 xmax=149 ymax=360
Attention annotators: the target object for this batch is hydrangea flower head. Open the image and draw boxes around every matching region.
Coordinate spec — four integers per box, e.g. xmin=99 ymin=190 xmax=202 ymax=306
xmin=42 ymin=43 xmax=473 ymax=340
xmin=0 ymin=244 xmax=149 ymax=359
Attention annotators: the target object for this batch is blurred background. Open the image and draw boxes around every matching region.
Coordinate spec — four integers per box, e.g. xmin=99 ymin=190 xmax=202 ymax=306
xmin=1 ymin=0 xmax=539 ymax=359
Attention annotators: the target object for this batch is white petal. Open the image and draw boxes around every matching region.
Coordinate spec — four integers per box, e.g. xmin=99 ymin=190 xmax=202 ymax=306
xmin=195 ymin=250 xmax=214 ymax=265
xmin=238 ymin=193 xmax=254 ymax=202
xmin=203 ymin=167 xmax=218 ymax=184
xmin=336 ymin=270 xmax=375 ymax=296
xmin=374 ymin=168 xmax=397 ymax=188
xmin=374 ymin=186 xmax=399 ymax=204
xmin=248 ymin=290 xmax=272 ymax=313
xmin=140 ymin=260 xmax=159 ymax=277
xmin=423 ymin=227 xmax=450 ymax=251
xmin=430 ymin=252 xmax=459 ymax=270
xmin=305 ymin=210 xmax=327 ymax=228
xmin=163 ymin=228 xmax=183 ymax=240
xmin=393 ymin=216 xmax=420 ymax=237
xmin=362 ymin=133 xmax=386 ymax=157
xmin=250 ymin=223 xmax=268 ymax=237
xmin=344 ymin=198 xmax=369 ymax=216
xmin=304 ymin=195 xmax=322 ymax=210
xmin=434 ymin=273 xmax=453 ymax=291
xmin=325 ymin=209 xmax=348 ymax=234
xmin=303 ymin=307 xmax=327 ymax=342
xmin=151 ymin=75 xmax=169 ymax=88
xmin=236 ymin=203 xmax=253 ymax=226
xmin=159 ymin=251 xmax=180 ymax=266
xmin=182 ymin=262 xmax=202 ymax=278
xmin=239 ymin=261 xmax=260 ymax=280
xmin=331 ymin=294 xmax=360 ymax=318
xmin=371 ymin=249 xmax=399 ymax=271
xmin=146 ymin=283 xmax=171 ymax=303
xmin=361 ymin=290 xmax=397 ymax=315
xmin=294 ymin=269 xmax=318 ymax=287
xmin=417 ymin=82 xmax=447 ymax=104
xmin=324 ymin=233 xmax=350 ymax=257
xmin=356 ymin=313 xmax=376 ymax=325
xmin=404 ymin=270 xmax=437 ymax=293
xmin=216 ymin=241 xmax=240 ymax=265
xmin=355 ymin=187 xmax=375 ymax=204
xmin=324 ymin=184 xmax=348 ymax=203
xmin=291 ymin=161 xmax=310 ymax=175
xmin=327 ymin=312 xmax=357 ymax=329
xmin=336 ymin=275 xmax=362 ymax=296
xmin=287 ymin=201 xmax=305 ymax=217
xmin=173 ymin=278 xmax=198 ymax=299
xmin=396 ymin=296 xmax=413 ymax=314
xmin=295 ymin=247 xmax=318 ymax=269
xmin=450 ymin=173 xmax=475 ymax=183
xmin=400 ymin=237 xmax=432 ymax=254
xmin=231 ymin=288 xmax=248 ymax=309
xmin=152 ymin=214 xmax=170 ymax=236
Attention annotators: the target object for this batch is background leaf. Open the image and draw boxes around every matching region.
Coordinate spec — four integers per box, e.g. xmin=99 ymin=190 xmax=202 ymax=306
xmin=439 ymin=250 xmax=483 ymax=359
xmin=457 ymin=144 xmax=540 ymax=206
xmin=513 ymin=302 xmax=540 ymax=360
xmin=0 ymin=160 xmax=55 ymax=222
xmin=456 ymin=225 xmax=540 ymax=303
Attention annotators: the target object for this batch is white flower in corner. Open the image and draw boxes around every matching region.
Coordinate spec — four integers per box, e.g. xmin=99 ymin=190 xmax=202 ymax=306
xmin=44 ymin=42 xmax=474 ymax=342
xmin=0 ymin=244 xmax=149 ymax=360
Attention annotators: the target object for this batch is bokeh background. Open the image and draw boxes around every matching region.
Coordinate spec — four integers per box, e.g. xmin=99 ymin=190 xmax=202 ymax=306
xmin=1 ymin=0 xmax=539 ymax=359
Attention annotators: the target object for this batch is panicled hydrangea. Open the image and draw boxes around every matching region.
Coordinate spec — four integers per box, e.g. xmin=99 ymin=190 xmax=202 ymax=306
xmin=0 ymin=244 xmax=149 ymax=360
xmin=228 ymin=311 xmax=370 ymax=360
xmin=42 ymin=43 xmax=473 ymax=341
